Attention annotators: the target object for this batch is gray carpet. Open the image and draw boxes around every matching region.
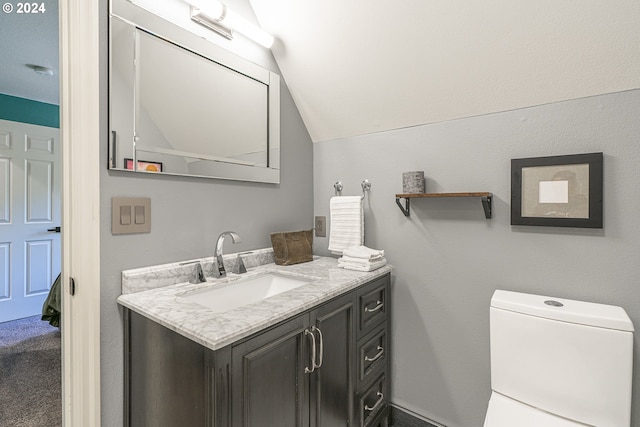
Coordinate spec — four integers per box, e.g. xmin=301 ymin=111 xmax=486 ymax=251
xmin=0 ymin=315 xmax=61 ymax=427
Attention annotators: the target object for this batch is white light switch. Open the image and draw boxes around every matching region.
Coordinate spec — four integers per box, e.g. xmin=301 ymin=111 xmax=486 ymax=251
xmin=135 ymin=205 xmax=145 ymax=224
xmin=120 ymin=206 xmax=131 ymax=225
xmin=112 ymin=197 xmax=151 ymax=234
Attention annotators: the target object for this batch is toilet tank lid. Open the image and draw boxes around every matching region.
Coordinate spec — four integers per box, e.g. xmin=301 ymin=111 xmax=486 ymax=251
xmin=491 ymin=290 xmax=634 ymax=332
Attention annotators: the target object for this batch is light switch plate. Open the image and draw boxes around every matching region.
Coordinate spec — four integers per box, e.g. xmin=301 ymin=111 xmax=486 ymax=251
xmin=315 ymin=216 xmax=326 ymax=237
xmin=112 ymin=197 xmax=151 ymax=234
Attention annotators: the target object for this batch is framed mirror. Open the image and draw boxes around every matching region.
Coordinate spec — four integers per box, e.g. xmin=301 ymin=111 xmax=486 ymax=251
xmin=109 ymin=12 xmax=280 ymax=183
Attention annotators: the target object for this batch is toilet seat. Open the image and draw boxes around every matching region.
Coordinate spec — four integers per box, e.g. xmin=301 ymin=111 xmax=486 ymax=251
xmin=484 ymin=392 xmax=587 ymax=427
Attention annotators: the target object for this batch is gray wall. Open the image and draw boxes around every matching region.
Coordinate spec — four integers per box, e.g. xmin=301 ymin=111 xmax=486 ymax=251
xmin=98 ymin=5 xmax=314 ymax=425
xmin=314 ymin=89 xmax=640 ymax=427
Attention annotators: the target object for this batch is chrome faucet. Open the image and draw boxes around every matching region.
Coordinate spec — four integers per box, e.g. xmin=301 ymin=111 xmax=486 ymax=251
xmin=214 ymin=231 xmax=242 ymax=278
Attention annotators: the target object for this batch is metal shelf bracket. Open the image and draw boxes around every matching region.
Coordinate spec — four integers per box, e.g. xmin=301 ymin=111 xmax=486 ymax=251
xmin=395 ymin=197 xmax=411 ymax=217
xmin=481 ymin=195 xmax=492 ymax=219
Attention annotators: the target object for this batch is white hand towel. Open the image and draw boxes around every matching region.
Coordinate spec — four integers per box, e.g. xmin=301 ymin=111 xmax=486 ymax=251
xmin=338 ymin=257 xmax=387 ymax=272
xmin=328 ymin=196 xmax=364 ymax=255
xmin=342 ymin=245 xmax=384 ymax=260
xmin=340 ymin=255 xmax=384 ymax=265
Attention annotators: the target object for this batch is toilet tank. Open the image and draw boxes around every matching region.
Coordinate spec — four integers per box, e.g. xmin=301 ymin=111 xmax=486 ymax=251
xmin=490 ymin=290 xmax=634 ymax=427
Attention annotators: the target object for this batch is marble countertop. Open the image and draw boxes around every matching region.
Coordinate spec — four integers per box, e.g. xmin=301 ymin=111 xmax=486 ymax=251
xmin=117 ymin=256 xmax=393 ymax=351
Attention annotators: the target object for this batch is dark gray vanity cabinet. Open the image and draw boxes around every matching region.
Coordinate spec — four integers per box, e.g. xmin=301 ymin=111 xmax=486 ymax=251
xmin=124 ymin=273 xmax=390 ymax=427
xmin=231 ymin=289 xmax=356 ymax=427
xmin=126 ymin=309 xmax=208 ymax=427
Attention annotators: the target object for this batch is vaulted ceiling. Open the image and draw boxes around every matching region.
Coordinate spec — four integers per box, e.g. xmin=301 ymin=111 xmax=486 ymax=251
xmin=1 ymin=0 xmax=639 ymax=144
xmin=249 ymin=0 xmax=640 ymax=142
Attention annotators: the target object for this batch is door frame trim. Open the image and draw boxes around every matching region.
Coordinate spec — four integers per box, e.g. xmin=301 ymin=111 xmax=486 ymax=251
xmin=59 ymin=0 xmax=102 ymax=424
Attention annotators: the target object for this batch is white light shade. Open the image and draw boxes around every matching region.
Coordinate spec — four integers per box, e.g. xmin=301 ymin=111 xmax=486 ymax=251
xmin=223 ymin=6 xmax=274 ymax=48
xmin=186 ymin=0 xmax=274 ymax=48
xmin=187 ymin=0 xmax=224 ymax=20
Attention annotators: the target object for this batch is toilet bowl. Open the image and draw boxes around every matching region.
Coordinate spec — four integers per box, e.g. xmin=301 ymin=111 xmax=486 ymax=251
xmin=484 ymin=392 xmax=586 ymax=427
xmin=484 ymin=290 xmax=634 ymax=427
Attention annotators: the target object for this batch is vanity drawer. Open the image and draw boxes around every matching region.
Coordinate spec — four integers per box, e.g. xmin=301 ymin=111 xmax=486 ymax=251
xmin=366 ymin=406 xmax=390 ymax=427
xmin=358 ymin=325 xmax=387 ymax=385
xmin=358 ymin=374 xmax=387 ymax=426
xmin=357 ymin=275 xmax=389 ymax=337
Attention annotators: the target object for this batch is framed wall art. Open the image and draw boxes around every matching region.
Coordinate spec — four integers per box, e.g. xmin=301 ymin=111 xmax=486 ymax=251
xmin=511 ymin=152 xmax=603 ymax=228
xmin=124 ymin=158 xmax=163 ymax=173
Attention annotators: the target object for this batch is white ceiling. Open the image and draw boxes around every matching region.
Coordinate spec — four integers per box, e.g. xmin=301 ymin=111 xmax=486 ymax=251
xmin=0 ymin=0 xmax=59 ymax=104
xmin=249 ymin=0 xmax=640 ymax=143
xmin=3 ymin=0 xmax=639 ymax=142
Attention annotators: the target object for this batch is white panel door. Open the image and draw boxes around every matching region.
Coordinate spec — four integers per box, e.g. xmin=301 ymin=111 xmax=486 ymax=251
xmin=0 ymin=119 xmax=61 ymax=323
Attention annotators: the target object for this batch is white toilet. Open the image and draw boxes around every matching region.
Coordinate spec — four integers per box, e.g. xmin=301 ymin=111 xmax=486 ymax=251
xmin=484 ymin=290 xmax=634 ymax=427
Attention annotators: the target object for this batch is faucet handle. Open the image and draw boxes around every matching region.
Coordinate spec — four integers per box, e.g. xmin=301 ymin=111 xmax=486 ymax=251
xmin=181 ymin=260 xmax=207 ymax=284
xmin=232 ymin=256 xmax=247 ymax=274
xmin=191 ymin=263 xmax=207 ymax=284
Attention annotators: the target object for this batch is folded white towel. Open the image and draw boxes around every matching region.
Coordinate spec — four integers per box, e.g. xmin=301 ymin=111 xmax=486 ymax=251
xmin=340 ymin=255 xmax=384 ymax=265
xmin=328 ymin=196 xmax=364 ymax=255
xmin=338 ymin=257 xmax=387 ymax=272
xmin=342 ymin=245 xmax=384 ymax=260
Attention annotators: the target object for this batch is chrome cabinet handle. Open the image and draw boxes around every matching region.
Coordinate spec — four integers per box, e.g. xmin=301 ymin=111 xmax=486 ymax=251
xmin=364 ymin=346 xmax=384 ymax=363
xmin=364 ymin=300 xmax=383 ymax=313
xmin=314 ymin=326 xmax=324 ymax=369
xmin=364 ymin=392 xmax=384 ymax=412
xmin=305 ymin=328 xmax=317 ymax=374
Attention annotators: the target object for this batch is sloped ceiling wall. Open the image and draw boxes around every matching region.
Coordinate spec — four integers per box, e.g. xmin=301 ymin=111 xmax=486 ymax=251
xmin=249 ymin=0 xmax=640 ymax=143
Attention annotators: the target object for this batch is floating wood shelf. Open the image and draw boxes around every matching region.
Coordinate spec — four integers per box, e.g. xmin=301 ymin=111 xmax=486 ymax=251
xmin=395 ymin=192 xmax=493 ymax=218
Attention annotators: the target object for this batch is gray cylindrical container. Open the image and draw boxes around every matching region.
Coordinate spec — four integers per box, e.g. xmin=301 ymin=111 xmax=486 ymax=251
xmin=402 ymin=171 xmax=425 ymax=193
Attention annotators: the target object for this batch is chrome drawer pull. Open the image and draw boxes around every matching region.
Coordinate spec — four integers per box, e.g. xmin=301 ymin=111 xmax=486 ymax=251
xmin=314 ymin=326 xmax=324 ymax=369
xmin=364 ymin=392 xmax=384 ymax=412
xmin=364 ymin=300 xmax=383 ymax=313
xmin=305 ymin=328 xmax=316 ymax=374
xmin=364 ymin=346 xmax=384 ymax=363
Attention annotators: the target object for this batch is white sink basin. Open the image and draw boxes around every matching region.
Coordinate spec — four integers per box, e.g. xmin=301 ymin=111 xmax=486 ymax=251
xmin=178 ymin=273 xmax=313 ymax=313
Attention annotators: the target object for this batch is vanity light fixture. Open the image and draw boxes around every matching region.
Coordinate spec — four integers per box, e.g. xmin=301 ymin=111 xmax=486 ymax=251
xmin=186 ymin=0 xmax=274 ymax=48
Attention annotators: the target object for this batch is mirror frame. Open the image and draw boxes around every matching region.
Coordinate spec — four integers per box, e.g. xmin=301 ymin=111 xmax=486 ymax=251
xmin=108 ymin=1 xmax=280 ymax=183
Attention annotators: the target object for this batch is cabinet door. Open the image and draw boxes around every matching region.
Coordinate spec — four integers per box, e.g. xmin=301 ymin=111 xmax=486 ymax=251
xmin=231 ymin=313 xmax=310 ymax=427
xmin=310 ymin=292 xmax=356 ymax=427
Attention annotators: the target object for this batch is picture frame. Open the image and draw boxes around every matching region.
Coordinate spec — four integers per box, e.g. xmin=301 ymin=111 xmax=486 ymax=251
xmin=124 ymin=158 xmax=163 ymax=173
xmin=511 ymin=152 xmax=603 ymax=228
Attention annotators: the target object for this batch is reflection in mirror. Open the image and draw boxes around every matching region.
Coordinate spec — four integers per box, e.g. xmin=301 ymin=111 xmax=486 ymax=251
xmin=109 ymin=15 xmax=280 ymax=183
